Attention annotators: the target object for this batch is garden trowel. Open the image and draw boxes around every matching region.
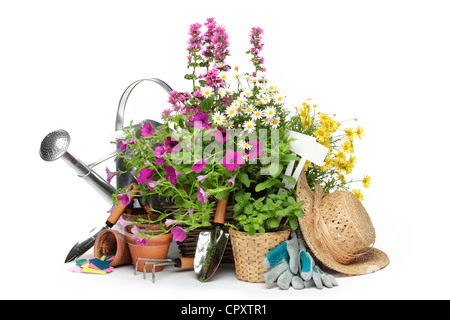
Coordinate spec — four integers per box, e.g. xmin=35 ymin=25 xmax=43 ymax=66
xmin=64 ymin=183 xmax=139 ymax=263
xmin=280 ymin=130 xmax=329 ymax=192
xmin=194 ymin=198 xmax=229 ymax=282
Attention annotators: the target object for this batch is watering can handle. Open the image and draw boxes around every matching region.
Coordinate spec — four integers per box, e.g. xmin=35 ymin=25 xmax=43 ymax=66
xmin=115 ymin=78 xmax=173 ymax=131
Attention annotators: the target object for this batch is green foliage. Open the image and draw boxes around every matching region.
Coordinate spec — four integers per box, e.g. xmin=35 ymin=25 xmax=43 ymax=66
xmin=231 ymin=190 xmax=304 ymax=236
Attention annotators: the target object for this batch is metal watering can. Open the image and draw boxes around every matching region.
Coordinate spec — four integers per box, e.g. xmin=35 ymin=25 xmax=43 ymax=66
xmin=40 ymin=78 xmax=173 ymax=262
xmin=39 ymin=78 xmax=173 ymax=204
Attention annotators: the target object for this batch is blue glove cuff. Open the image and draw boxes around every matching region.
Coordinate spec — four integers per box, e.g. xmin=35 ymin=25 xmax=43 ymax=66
xmin=265 ymin=241 xmax=289 ymax=267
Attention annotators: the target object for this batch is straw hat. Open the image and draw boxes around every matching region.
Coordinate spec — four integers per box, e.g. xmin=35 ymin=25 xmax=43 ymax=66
xmin=296 ymin=172 xmax=389 ymax=275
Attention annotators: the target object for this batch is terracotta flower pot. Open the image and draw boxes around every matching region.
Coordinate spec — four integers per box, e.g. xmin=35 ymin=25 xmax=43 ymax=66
xmin=94 ymin=229 xmax=132 ymax=267
xmin=124 ymin=224 xmax=173 ymax=272
xmin=122 ymin=205 xmax=160 ymax=223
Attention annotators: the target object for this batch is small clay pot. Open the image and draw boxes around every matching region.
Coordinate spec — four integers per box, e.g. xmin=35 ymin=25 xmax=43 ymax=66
xmin=94 ymin=229 xmax=132 ymax=267
xmin=124 ymin=224 xmax=173 ymax=272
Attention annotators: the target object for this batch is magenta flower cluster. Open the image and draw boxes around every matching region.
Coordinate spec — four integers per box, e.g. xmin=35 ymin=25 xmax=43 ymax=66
xmin=249 ymin=26 xmax=265 ymax=73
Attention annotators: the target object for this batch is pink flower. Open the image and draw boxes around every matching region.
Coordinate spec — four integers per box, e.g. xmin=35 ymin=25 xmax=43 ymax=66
xmin=118 ymin=140 xmax=127 ymax=151
xmin=117 ymin=193 xmax=131 ymax=206
xmin=247 ymin=140 xmax=261 ymax=160
xmin=148 ymin=180 xmax=162 ymax=191
xmin=165 ymin=219 xmax=177 ymax=227
xmin=213 ymin=127 xmax=230 ymax=144
xmin=155 ymin=146 xmax=167 ymax=166
xmin=191 ymin=158 xmax=206 ymax=173
xmin=166 ymin=166 xmax=182 ymax=185
xmin=222 ymin=150 xmax=244 ymax=172
xmin=197 ymin=187 xmax=209 ymax=204
xmin=164 ymin=137 xmax=179 ymax=154
xmin=140 ymin=122 xmax=154 ymax=136
xmin=118 ymin=216 xmax=131 ymax=232
xmin=193 ymin=112 xmax=211 ymax=129
xmin=171 ymin=226 xmax=186 ymax=242
xmin=197 ymin=174 xmax=210 ymax=183
xmin=136 ymin=237 xmax=148 ymax=247
xmin=105 ymin=167 xmax=118 ymax=184
xmin=137 ymin=168 xmax=155 ymax=184
xmin=228 ymin=173 xmax=237 ymax=186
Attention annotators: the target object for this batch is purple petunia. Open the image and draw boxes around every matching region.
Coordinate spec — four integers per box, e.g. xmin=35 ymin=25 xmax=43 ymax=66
xmin=165 ymin=166 xmax=183 ymax=185
xmin=192 ymin=112 xmax=211 ymax=129
xmin=171 ymin=226 xmax=186 ymax=242
xmin=213 ymin=127 xmax=230 ymax=144
xmin=191 ymin=158 xmax=206 ymax=173
xmin=117 ymin=193 xmax=131 ymax=206
xmin=222 ymin=150 xmax=244 ymax=172
xmin=137 ymin=168 xmax=155 ymax=184
xmin=140 ymin=122 xmax=154 ymax=137
xmin=197 ymin=187 xmax=209 ymax=204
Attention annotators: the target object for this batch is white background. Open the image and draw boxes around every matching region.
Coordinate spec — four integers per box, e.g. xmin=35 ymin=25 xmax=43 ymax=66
xmin=1 ymin=0 xmax=449 ymax=300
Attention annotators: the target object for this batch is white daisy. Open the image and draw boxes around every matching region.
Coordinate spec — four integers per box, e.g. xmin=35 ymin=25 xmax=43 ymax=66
xmin=245 ymin=106 xmax=254 ymax=114
xmin=238 ymin=140 xmax=253 ymax=150
xmin=263 ymin=117 xmax=271 ymax=126
xmin=236 ymin=96 xmax=246 ymax=106
xmin=217 ymin=88 xmax=228 ymax=96
xmin=225 ymin=120 xmax=234 ymax=129
xmin=273 ymin=94 xmax=285 ymax=104
xmin=242 ymin=90 xmax=252 ymax=99
xmin=202 ymin=87 xmax=214 ymax=97
xmin=243 ymin=120 xmax=256 ymax=133
xmin=271 ymin=117 xmax=280 ymax=129
xmin=219 ymin=72 xmax=228 ymax=81
xmin=266 ymin=83 xmax=277 ymax=92
xmin=225 ymin=106 xmax=238 ymax=118
xmin=252 ymin=110 xmax=263 ymax=120
xmin=231 ymin=100 xmax=240 ymax=109
xmin=260 ymin=95 xmax=271 ymax=105
xmin=265 ymin=107 xmax=276 ymax=118
xmin=213 ymin=112 xmax=225 ymax=125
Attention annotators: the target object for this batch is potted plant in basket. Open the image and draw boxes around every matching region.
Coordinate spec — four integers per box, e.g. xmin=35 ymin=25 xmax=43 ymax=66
xmin=111 ymin=18 xmax=320 ymax=279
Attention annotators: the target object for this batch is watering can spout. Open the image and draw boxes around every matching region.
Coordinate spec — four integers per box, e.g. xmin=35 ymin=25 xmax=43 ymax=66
xmin=40 ymin=129 xmax=117 ymax=204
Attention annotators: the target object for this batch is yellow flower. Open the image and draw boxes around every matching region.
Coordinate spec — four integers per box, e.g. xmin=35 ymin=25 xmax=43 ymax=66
xmin=342 ymin=140 xmax=354 ymax=153
xmin=344 ymin=128 xmax=355 ymax=141
xmin=338 ymin=173 xmax=346 ymax=184
xmin=335 ymin=150 xmax=346 ymax=164
xmin=362 ymin=175 xmax=371 ymax=188
xmin=329 ymin=119 xmax=339 ymax=133
xmin=347 ymin=155 xmax=356 ymax=166
xmin=352 ymin=189 xmax=364 ymax=201
xmin=315 ymin=127 xmax=330 ymax=143
xmin=318 ymin=112 xmax=330 ymax=123
xmin=355 ymin=126 xmax=364 ymax=140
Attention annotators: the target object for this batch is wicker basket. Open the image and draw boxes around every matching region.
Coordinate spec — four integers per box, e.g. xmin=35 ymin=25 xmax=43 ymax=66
xmin=162 ymin=203 xmax=237 ymax=263
xmin=229 ymin=228 xmax=291 ymax=283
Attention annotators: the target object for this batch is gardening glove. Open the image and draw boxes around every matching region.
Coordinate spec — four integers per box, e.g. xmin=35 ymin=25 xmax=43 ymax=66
xmin=263 ymin=229 xmax=338 ymax=290
xmin=262 ymin=232 xmax=305 ymax=290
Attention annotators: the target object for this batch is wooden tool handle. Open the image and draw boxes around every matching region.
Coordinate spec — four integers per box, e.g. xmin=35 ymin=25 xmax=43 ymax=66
xmin=107 ymin=183 xmax=139 ymax=226
xmin=176 ymin=257 xmax=195 ymax=269
xmin=213 ymin=198 xmax=229 ymax=225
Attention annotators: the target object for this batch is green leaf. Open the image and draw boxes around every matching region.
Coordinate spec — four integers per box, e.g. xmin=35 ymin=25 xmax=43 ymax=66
xmin=237 ymin=173 xmax=251 ymax=188
xmin=244 ymin=204 xmax=253 ymax=215
xmin=294 ymin=208 xmax=305 ymax=219
xmin=216 ymin=190 xmax=228 ymax=200
xmin=281 ymin=154 xmax=301 ymax=161
xmin=280 ymin=174 xmax=297 ymax=187
xmin=288 ymin=215 xmax=299 ymax=230
xmin=266 ymin=217 xmax=280 ymax=229
xmin=200 ymin=96 xmax=214 ymax=112
xmin=255 ymin=179 xmax=275 ymax=192
xmin=234 ymin=203 xmax=244 ymax=214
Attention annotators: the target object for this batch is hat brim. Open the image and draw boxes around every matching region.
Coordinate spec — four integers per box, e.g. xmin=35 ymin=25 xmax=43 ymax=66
xmin=299 ymin=219 xmax=390 ymax=275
